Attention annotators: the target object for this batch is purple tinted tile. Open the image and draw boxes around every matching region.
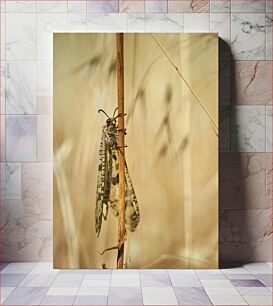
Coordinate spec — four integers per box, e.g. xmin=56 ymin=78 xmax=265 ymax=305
xmin=74 ymin=295 xmax=108 ymax=305
xmin=140 ymin=273 xmax=171 ymax=287
xmin=108 ymin=287 xmax=143 ymax=305
xmin=174 ymin=287 xmax=212 ymax=305
xmin=41 ymin=295 xmax=75 ymax=305
xmin=231 ymin=279 xmax=265 ymax=287
xmin=1 ymin=274 xmax=27 ymax=286
xmin=255 ymin=274 xmax=273 ymax=287
xmin=0 ymin=263 xmax=9 ymax=271
xmin=3 ymin=287 xmax=48 ymax=305
xmin=87 ymin=1 xmax=118 ymax=13
xmin=225 ymin=274 xmax=256 ymax=280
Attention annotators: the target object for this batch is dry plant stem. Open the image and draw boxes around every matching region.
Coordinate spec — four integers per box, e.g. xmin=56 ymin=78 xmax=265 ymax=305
xmin=116 ymin=33 xmax=126 ymax=269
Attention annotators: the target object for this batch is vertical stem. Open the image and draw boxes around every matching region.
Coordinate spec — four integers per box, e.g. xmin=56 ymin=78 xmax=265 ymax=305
xmin=116 ymin=33 xmax=126 ymax=269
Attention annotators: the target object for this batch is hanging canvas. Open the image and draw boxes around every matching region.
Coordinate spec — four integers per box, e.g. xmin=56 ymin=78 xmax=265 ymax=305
xmin=53 ymin=33 xmax=218 ymax=269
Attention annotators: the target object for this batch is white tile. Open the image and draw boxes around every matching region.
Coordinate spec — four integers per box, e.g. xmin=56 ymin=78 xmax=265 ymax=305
xmin=37 ymin=115 xmax=53 ymax=162
xmin=266 ymin=262 xmax=272 ymax=267
xmin=81 ymin=279 xmax=110 ymax=287
xmin=231 ymin=13 xmax=266 ymax=60
xmin=19 ymin=273 xmax=56 ymax=287
xmin=77 ymin=286 xmax=109 ymax=296
xmin=237 ymin=286 xmax=272 ymax=296
xmin=1 ymin=13 xmax=5 ymax=60
xmin=210 ymin=13 xmax=231 ymax=44
xmin=37 ymin=13 xmax=68 ymax=60
xmin=146 ymin=0 xmax=167 ymax=13
xmin=68 ymin=1 xmax=87 ymax=13
xmin=1 ymin=63 xmax=6 ymax=113
xmin=1 ymin=262 xmax=36 ymax=274
xmin=4 ymin=163 xmax=21 ymax=199
xmin=210 ymin=0 xmax=231 ymax=12
xmin=6 ymin=1 xmax=36 ymax=12
xmin=1 ymin=287 xmax=15 ymax=303
xmin=29 ymin=262 xmax=59 ymax=274
xmin=37 ymin=1 xmax=67 ymax=12
xmin=37 ymin=61 xmax=52 ymax=97
xmin=6 ymin=13 xmax=36 ymax=60
xmin=51 ymin=274 xmax=84 ymax=287
xmin=142 ymin=287 xmax=178 ymax=305
xmin=244 ymin=295 xmax=272 ymax=305
xmin=46 ymin=286 xmax=78 ymax=296
xmin=84 ymin=273 xmax=111 ymax=280
xmin=209 ymin=295 xmax=247 ymax=305
xmin=231 ymin=0 xmax=266 ymax=13
xmin=144 ymin=13 xmax=183 ymax=32
xmin=266 ymin=14 xmax=272 ymax=60
xmin=68 ymin=13 xmax=87 ymax=32
xmin=267 ymin=0 xmax=272 ymax=12
xmin=87 ymin=13 xmax=127 ymax=32
xmin=222 ymin=267 xmax=251 ymax=275
xmin=110 ymin=274 xmax=140 ymax=287
xmin=127 ymin=13 xmax=145 ymax=32
xmin=184 ymin=13 xmax=209 ymax=32
xmin=201 ymin=279 xmax=233 ymax=287
xmin=204 ymin=286 xmax=240 ymax=296
xmin=225 ymin=274 xmax=255 ymax=280
xmin=231 ymin=106 xmax=266 ymax=152
xmin=1 ymin=115 xmax=5 ymax=161
xmin=266 ymin=106 xmax=272 ymax=152
xmin=6 ymin=61 xmax=36 ymax=114
xmin=244 ymin=262 xmax=272 ymax=274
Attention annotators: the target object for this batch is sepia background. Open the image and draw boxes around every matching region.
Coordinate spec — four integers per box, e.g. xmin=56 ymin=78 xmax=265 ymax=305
xmin=53 ymin=33 xmax=218 ymax=269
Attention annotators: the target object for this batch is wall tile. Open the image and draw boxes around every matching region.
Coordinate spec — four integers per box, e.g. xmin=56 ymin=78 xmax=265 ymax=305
xmin=119 ymin=1 xmax=144 ymax=13
xmin=266 ymin=106 xmax=272 ymax=152
xmin=1 ymin=13 xmax=6 ymax=60
xmin=68 ymin=13 xmax=87 ymax=32
xmin=37 ymin=13 xmax=68 ymax=61
xmin=6 ymin=1 xmax=37 ymax=13
xmin=210 ymin=0 xmax=231 ymax=13
xmin=266 ymin=14 xmax=272 ymax=60
xmin=266 ymin=0 xmax=272 ymax=12
xmin=0 ymin=0 xmax=6 ymax=12
xmin=210 ymin=13 xmax=231 ymax=45
xmin=231 ymin=13 xmax=266 ymax=60
xmin=220 ymin=153 xmax=272 ymax=210
xmin=37 ymin=115 xmax=53 ymax=162
xmin=231 ymin=106 xmax=266 ymax=152
xmin=1 ymin=115 xmax=5 ymax=161
xmin=87 ymin=13 xmax=127 ymax=31
xmin=144 ymin=13 xmax=183 ymax=32
xmin=87 ymin=0 xmax=118 ymax=13
xmin=168 ymin=0 xmax=209 ymax=13
xmin=3 ymin=163 xmax=21 ymax=199
xmin=6 ymin=13 xmax=36 ymax=60
xmin=68 ymin=1 xmax=87 ymax=13
xmin=219 ymin=60 xmax=230 ymax=105
xmin=6 ymin=61 xmax=36 ymax=114
xmin=37 ymin=61 xmax=52 ymax=97
xmin=146 ymin=0 xmax=167 ymax=13
xmin=231 ymin=61 xmax=272 ymax=105
xmin=1 ymin=62 xmax=5 ymax=113
xmin=220 ymin=106 xmax=230 ymax=152
xmin=220 ymin=209 xmax=272 ymax=262
xmin=184 ymin=13 xmax=209 ymax=32
xmin=37 ymin=1 xmax=67 ymax=13
xmin=6 ymin=115 xmax=36 ymax=162
xmin=231 ymin=0 xmax=266 ymax=13
xmin=37 ymin=96 xmax=52 ymax=115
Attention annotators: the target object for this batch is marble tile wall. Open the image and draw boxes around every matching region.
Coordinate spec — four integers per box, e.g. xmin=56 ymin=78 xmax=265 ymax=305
xmin=0 ymin=0 xmax=272 ymax=263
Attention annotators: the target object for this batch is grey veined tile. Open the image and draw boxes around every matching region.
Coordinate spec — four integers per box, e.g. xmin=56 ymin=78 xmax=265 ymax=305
xmin=231 ymin=0 xmax=266 ymax=13
xmin=266 ymin=106 xmax=272 ymax=152
xmin=231 ymin=13 xmax=266 ymax=60
xmin=3 ymin=287 xmax=48 ymax=305
xmin=231 ymin=106 xmax=266 ymax=152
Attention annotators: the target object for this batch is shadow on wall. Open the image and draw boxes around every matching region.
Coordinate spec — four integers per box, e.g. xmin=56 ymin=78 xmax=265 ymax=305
xmin=219 ymin=38 xmax=249 ymax=268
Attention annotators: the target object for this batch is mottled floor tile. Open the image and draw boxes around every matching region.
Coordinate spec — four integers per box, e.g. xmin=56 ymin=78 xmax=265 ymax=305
xmin=40 ymin=295 xmax=75 ymax=305
xmin=77 ymin=286 xmax=109 ymax=296
xmin=169 ymin=271 xmax=202 ymax=287
xmin=108 ymin=287 xmax=143 ymax=305
xmin=74 ymin=295 xmax=108 ymax=305
xmin=254 ymin=274 xmax=273 ymax=286
xmin=82 ymin=279 xmax=110 ymax=287
xmin=204 ymin=286 xmax=240 ymax=296
xmin=1 ymin=273 xmax=27 ymax=287
xmin=230 ymin=279 xmax=265 ymax=287
xmin=140 ymin=272 xmax=171 ymax=287
xmin=0 ymin=263 xmax=9 ymax=271
xmin=208 ymin=294 xmax=247 ymax=305
xmin=59 ymin=269 xmax=86 ymax=275
xmin=201 ymin=279 xmax=233 ymax=287
xmin=225 ymin=274 xmax=255 ymax=280
xmin=19 ymin=273 xmax=56 ymax=287
xmin=174 ymin=287 xmax=212 ymax=305
xmin=142 ymin=287 xmax=178 ymax=305
xmin=244 ymin=262 xmax=272 ymax=274
xmin=46 ymin=286 xmax=78 ymax=296
xmin=51 ymin=274 xmax=84 ymax=287
xmin=110 ymin=274 xmax=140 ymax=287
xmin=237 ymin=286 xmax=272 ymax=295
xmin=1 ymin=287 xmax=15 ymax=304
xmin=243 ymin=294 xmax=272 ymax=305
xmin=3 ymin=287 xmax=48 ymax=305
xmin=1 ymin=263 xmax=36 ymax=274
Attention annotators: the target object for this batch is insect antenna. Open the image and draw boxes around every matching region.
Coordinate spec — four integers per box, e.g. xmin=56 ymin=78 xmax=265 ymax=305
xmin=112 ymin=107 xmax=118 ymax=118
xmin=98 ymin=109 xmax=110 ymax=118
